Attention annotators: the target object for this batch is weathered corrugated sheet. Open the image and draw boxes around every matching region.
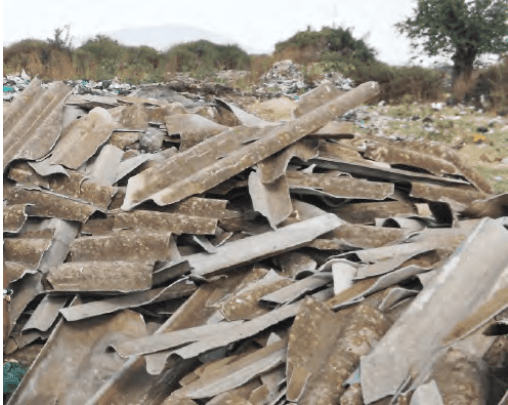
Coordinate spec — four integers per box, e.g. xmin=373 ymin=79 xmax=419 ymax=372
xmin=360 ymin=218 xmax=508 ymax=403
xmin=186 ymin=214 xmax=342 ymax=277
xmin=113 ymin=210 xmax=218 ymax=235
xmin=47 ymin=261 xmax=154 ymax=292
xmin=286 ymin=171 xmax=395 ymax=200
xmin=122 ymin=82 xmax=380 ymax=209
xmin=3 ymin=204 xmax=30 ymax=233
xmin=8 ymin=307 xmax=147 ymax=405
xmin=60 ymin=279 xmax=197 ymax=322
xmin=165 ymin=114 xmax=227 ymax=150
xmin=3 ymin=80 xmax=73 ymax=171
xmin=68 ymin=232 xmax=172 ymax=262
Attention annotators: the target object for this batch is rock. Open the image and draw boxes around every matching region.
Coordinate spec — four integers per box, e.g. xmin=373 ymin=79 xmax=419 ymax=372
xmin=477 ymin=126 xmax=489 ymax=133
xmin=431 ymin=102 xmax=443 ymax=111
xmin=140 ymin=127 xmax=165 ymax=152
xmin=411 ymin=115 xmax=420 ymax=121
xmin=501 ymin=157 xmax=508 ymax=165
xmin=493 ymin=176 xmax=504 ymax=182
xmin=378 ymin=100 xmax=385 ymax=107
xmin=480 ymin=152 xmax=499 ymax=163
xmin=422 ymin=116 xmax=434 ymax=123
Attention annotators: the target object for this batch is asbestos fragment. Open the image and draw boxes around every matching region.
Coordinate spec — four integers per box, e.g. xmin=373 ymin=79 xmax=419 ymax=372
xmin=340 ymin=383 xmax=364 ymax=405
xmin=286 ymin=171 xmax=394 ymax=200
xmin=430 ymin=348 xmax=486 ymax=405
xmin=260 ymin=273 xmax=332 ymax=306
xmin=3 ymin=204 xmax=29 ymax=233
xmin=7 ymin=307 xmax=147 ymax=405
xmin=220 ymin=270 xmax=293 ymax=320
xmin=44 ymin=107 xmax=116 ymax=169
xmin=186 ymin=214 xmax=343 ymax=277
xmin=47 ymin=261 xmax=154 ymax=293
xmin=7 ymin=188 xmax=100 ymax=223
xmin=293 ymin=83 xmax=347 ymax=117
xmin=60 ymin=279 xmax=196 ymax=322
xmin=333 ymin=201 xmax=417 ymax=224
xmin=248 ymin=170 xmax=293 ymax=229
xmin=173 ymin=338 xmax=287 ymax=399
xmin=122 ymin=82 xmax=380 ymax=209
xmin=165 ymin=114 xmax=227 ymax=150
xmin=257 ymin=139 xmax=319 ymax=184
xmin=364 ymin=141 xmax=462 ymax=176
xmin=410 ymin=182 xmax=487 ymax=206
xmin=409 ymin=380 xmax=444 ymax=405
xmin=68 ymin=232 xmax=172 ymax=262
xmin=360 ymin=218 xmax=508 ymax=404
xmin=22 ymin=295 xmax=70 ymax=332
xmin=114 ymin=210 xmax=218 ymax=235
xmin=3 ymin=80 xmax=73 ymax=171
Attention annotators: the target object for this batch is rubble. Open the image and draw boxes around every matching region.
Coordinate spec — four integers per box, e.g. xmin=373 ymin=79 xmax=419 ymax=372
xmin=3 ymin=77 xmax=508 ymax=405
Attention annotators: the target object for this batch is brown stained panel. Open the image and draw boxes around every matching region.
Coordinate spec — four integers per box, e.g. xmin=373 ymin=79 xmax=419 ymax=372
xmin=4 ymin=237 xmax=52 ymax=269
xmin=248 ymin=170 xmax=293 ymax=229
xmin=293 ymin=83 xmax=346 ymax=118
xmin=165 ymin=114 xmax=227 ymax=151
xmin=410 ymin=182 xmax=487 ymax=206
xmin=69 ymin=232 xmax=171 ymax=262
xmin=286 ymin=297 xmax=345 ymax=402
xmin=396 ymin=138 xmax=493 ymax=194
xmin=3 ymin=80 xmax=73 ymax=171
xmin=114 ymin=210 xmax=218 ymax=235
xmin=332 ymin=201 xmax=417 ymax=224
xmin=172 ymin=339 xmax=287 ymax=399
xmin=431 ymin=348 xmax=486 ymax=405
xmin=309 ymin=121 xmax=354 ymax=137
xmin=3 ymin=204 xmax=29 ymax=233
xmin=298 ymin=303 xmax=390 ymax=405
xmin=7 ymin=188 xmax=99 ymax=223
xmin=60 ymin=279 xmax=196 ymax=322
xmin=330 ymin=224 xmax=408 ymax=249
xmin=47 ymin=261 xmax=153 ymax=292
xmin=260 ymin=274 xmax=332 ymax=306
xmin=7 ymin=162 xmax=50 ymax=189
xmin=360 ymin=219 xmax=508 ymax=404
xmin=122 ymin=82 xmax=380 ymax=209
xmin=165 ymin=197 xmax=229 ymax=219
xmin=113 ymin=321 xmax=244 ymax=358
xmin=364 ymin=142 xmax=461 ymax=176
xmin=48 ymin=171 xmax=117 ymax=210
xmin=286 ymin=170 xmax=394 ymax=200
xmin=7 ymin=308 xmax=147 ymax=405
xmin=257 ymin=139 xmax=319 ymax=184
xmin=186 ymin=214 xmax=343 ymax=277
xmin=220 ymin=273 xmax=293 ymax=321
xmin=46 ymin=107 xmax=117 ymax=169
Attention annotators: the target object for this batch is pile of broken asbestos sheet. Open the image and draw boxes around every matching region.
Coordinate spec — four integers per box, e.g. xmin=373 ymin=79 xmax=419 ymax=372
xmin=3 ymin=78 xmax=508 ymax=405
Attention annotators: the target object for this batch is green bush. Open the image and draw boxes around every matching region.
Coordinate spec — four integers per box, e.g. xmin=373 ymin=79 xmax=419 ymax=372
xmin=165 ymin=40 xmax=250 ymax=75
xmin=319 ymin=52 xmax=443 ymax=103
xmin=275 ymin=26 xmax=376 ymax=63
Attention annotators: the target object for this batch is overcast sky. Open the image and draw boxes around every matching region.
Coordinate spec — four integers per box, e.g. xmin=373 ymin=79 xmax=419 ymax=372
xmin=2 ymin=0 xmax=484 ymax=67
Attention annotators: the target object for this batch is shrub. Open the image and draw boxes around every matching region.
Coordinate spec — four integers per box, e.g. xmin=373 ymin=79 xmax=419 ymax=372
xmin=275 ymin=26 xmax=376 ymax=63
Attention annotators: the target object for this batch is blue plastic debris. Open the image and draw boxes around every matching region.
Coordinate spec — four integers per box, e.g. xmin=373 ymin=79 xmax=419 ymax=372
xmin=3 ymin=362 xmax=27 ymax=398
xmin=3 ymin=86 xmax=14 ymax=93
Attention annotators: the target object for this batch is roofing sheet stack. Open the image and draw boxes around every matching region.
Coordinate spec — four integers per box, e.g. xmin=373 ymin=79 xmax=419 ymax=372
xmin=3 ymin=79 xmax=508 ymax=405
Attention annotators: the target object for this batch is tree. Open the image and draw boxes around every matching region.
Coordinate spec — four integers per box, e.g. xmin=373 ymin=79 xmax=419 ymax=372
xmin=396 ymin=0 xmax=508 ymax=85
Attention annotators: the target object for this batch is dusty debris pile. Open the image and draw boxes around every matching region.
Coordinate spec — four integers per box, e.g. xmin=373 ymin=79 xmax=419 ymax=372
xmin=3 ymin=78 xmax=508 ymax=405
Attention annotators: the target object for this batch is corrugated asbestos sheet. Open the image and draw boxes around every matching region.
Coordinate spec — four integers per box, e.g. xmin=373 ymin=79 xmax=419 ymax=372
xmin=3 ymin=80 xmax=508 ymax=405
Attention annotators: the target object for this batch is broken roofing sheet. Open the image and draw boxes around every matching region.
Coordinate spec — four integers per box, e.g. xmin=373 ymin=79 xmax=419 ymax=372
xmin=3 ymin=77 xmax=508 ymax=405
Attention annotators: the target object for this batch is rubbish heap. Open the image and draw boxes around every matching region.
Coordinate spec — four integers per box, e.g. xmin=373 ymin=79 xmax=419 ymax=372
xmin=261 ymin=60 xmax=354 ymax=95
xmin=3 ymin=78 xmax=508 ymax=405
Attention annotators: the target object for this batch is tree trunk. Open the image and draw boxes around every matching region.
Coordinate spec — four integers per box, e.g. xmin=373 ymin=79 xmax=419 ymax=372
xmin=452 ymin=45 xmax=477 ymax=92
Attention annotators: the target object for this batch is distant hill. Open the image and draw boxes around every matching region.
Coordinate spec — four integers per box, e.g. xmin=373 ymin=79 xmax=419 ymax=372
xmin=103 ymin=24 xmax=265 ymax=54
